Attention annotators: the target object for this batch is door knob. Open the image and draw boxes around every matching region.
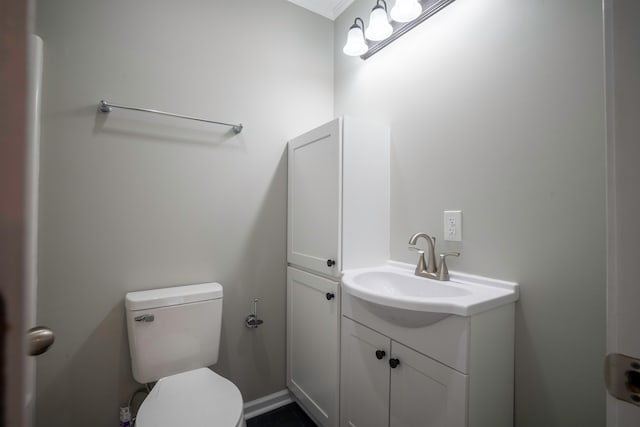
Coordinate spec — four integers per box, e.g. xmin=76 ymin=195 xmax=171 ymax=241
xmin=389 ymin=358 xmax=400 ymax=369
xmin=326 ymin=259 xmax=336 ymax=267
xmin=27 ymin=326 xmax=54 ymax=356
xmin=605 ymin=353 xmax=640 ymax=406
xmin=375 ymin=350 xmax=386 ymax=360
xmin=326 ymin=292 xmax=335 ymax=301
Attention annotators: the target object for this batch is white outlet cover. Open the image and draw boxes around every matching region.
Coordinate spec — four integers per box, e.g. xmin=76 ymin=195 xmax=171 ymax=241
xmin=444 ymin=210 xmax=462 ymax=241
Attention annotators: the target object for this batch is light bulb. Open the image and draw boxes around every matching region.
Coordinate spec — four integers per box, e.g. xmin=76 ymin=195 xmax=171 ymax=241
xmin=390 ymin=0 xmax=422 ymax=22
xmin=365 ymin=5 xmax=393 ymax=41
xmin=343 ymin=25 xmax=368 ymax=56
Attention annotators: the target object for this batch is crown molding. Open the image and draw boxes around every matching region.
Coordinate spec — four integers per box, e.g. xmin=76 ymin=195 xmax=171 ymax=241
xmin=288 ymin=0 xmax=355 ymax=20
xmin=332 ymin=0 xmax=356 ymax=19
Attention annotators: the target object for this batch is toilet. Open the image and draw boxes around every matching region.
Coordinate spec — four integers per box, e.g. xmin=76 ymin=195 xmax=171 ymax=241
xmin=125 ymin=282 xmax=245 ymax=427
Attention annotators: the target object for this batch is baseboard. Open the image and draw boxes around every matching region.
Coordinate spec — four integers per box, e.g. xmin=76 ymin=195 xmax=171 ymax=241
xmin=243 ymin=389 xmax=293 ymax=420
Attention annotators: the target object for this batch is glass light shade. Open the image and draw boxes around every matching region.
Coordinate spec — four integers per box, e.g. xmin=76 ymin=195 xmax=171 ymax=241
xmin=343 ymin=26 xmax=368 ymax=56
xmin=390 ymin=0 xmax=422 ymax=22
xmin=365 ymin=6 xmax=393 ymax=41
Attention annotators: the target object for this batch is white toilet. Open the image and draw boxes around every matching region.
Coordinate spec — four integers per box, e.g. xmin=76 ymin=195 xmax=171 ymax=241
xmin=125 ymin=282 xmax=246 ymax=427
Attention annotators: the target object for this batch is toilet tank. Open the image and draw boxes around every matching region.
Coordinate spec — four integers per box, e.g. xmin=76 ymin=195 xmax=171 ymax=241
xmin=125 ymin=282 xmax=223 ymax=384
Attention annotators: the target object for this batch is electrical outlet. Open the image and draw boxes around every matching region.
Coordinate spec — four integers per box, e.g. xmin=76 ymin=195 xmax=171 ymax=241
xmin=444 ymin=210 xmax=462 ymax=241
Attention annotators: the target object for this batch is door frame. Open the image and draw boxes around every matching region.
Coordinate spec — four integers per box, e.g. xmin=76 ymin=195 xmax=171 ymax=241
xmin=605 ymin=0 xmax=640 ymax=424
xmin=0 ymin=0 xmax=30 ymax=425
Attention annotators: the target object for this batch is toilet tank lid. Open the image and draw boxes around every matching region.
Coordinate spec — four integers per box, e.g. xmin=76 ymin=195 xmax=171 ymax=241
xmin=125 ymin=282 xmax=223 ymax=311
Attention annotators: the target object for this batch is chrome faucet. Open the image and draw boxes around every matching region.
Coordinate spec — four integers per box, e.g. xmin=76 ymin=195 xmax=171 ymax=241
xmin=408 ymin=232 xmax=460 ymax=281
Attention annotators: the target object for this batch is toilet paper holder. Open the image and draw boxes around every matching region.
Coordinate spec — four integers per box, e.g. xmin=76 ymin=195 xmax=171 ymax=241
xmin=245 ymin=299 xmax=264 ymax=329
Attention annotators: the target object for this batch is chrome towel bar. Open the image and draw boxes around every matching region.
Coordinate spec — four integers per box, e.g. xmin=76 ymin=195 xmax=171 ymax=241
xmin=98 ymin=100 xmax=243 ymax=134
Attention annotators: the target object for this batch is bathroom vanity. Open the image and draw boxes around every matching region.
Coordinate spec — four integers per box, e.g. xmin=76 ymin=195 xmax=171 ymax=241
xmin=340 ymin=264 xmax=518 ymax=427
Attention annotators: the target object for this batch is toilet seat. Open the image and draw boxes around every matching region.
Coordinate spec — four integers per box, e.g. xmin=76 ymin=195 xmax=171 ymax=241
xmin=136 ymin=368 xmax=244 ymax=427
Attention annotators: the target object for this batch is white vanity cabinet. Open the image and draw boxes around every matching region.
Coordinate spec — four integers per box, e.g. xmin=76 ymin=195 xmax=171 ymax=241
xmin=389 ymin=340 xmax=467 ymax=427
xmin=286 ymin=117 xmax=390 ymax=427
xmin=341 ymin=289 xmax=516 ymax=427
xmin=340 ymin=318 xmax=391 ymax=427
xmin=341 ymin=318 xmax=467 ymax=427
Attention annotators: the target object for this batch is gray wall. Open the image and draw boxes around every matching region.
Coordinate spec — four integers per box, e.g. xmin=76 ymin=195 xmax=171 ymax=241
xmin=335 ymin=0 xmax=605 ymax=425
xmin=35 ymin=1 xmax=333 ymax=425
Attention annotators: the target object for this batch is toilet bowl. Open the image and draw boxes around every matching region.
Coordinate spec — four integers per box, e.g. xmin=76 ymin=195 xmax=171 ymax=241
xmin=135 ymin=368 xmax=245 ymax=427
xmin=125 ymin=283 xmax=245 ymax=427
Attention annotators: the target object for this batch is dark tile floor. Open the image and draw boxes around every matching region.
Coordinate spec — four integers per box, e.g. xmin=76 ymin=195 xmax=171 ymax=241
xmin=247 ymin=403 xmax=317 ymax=427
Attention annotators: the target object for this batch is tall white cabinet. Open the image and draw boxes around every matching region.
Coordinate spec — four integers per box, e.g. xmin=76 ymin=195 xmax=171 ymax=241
xmin=286 ymin=117 xmax=390 ymax=427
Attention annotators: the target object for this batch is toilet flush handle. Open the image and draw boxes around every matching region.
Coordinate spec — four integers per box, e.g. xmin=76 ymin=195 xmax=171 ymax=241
xmin=134 ymin=314 xmax=155 ymax=322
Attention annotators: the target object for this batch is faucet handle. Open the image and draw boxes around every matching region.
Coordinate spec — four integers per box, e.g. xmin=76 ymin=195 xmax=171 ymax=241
xmin=441 ymin=252 xmax=460 ymax=257
xmin=437 ymin=252 xmax=460 ymax=281
xmin=409 ymin=246 xmax=428 ymax=276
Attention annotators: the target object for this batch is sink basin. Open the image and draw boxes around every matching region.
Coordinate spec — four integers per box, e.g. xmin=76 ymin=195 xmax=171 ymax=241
xmin=352 ymin=271 xmax=471 ymax=299
xmin=341 ymin=262 xmax=519 ymax=317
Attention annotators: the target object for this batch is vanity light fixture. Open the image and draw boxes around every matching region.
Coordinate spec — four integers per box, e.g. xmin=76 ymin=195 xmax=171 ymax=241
xmin=390 ymin=0 xmax=422 ymax=22
xmin=344 ymin=0 xmax=457 ymax=60
xmin=365 ymin=0 xmax=393 ymax=41
xmin=343 ymin=18 xmax=368 ymax=56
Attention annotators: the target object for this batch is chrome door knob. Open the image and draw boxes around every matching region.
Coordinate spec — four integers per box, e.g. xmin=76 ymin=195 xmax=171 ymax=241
xmin=27 ymin=326 xmax=54 ymax=356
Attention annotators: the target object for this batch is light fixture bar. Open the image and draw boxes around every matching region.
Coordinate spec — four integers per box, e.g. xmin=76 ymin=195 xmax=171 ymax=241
xmin=360 ymin=0 xmax=456 ymax=59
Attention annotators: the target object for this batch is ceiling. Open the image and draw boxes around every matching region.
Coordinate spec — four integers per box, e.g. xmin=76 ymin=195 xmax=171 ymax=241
xmin=287 ymin=0 xmax=355 ymax=20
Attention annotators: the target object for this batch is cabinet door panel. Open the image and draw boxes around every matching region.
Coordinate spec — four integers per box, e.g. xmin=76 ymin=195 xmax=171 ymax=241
xmin=287 ymin=267 xmax=339 ymax=427
xmin=341 ymin=318 xmax=390 ymax=427
xmin=288 ymin=118 xmax=341 ymax=276
xmin=390 ymin=342 xmax=468 ymax=427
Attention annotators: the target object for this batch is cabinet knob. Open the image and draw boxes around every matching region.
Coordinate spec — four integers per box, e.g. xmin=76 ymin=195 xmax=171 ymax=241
xmin=375 ymin=350 xmax=386 ymax=360
xmin=326 ymin=292 xmax=335 ymax=301
xmin=389 ymin=358 xmax=400 ymax=369
xmin=326 ymin=259 xmax=336 ymax=267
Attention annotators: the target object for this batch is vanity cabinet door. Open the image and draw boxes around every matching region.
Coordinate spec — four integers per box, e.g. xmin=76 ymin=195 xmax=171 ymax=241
xmin=389 ymin=342 xmax=468 ymax=427
xmin=287 ymin=267 xmax=339 ymax=427
xmin=340 ymin=318 xmax=390 ymax=427
xmin=287 ymin=118 xmax=341 ymax=277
